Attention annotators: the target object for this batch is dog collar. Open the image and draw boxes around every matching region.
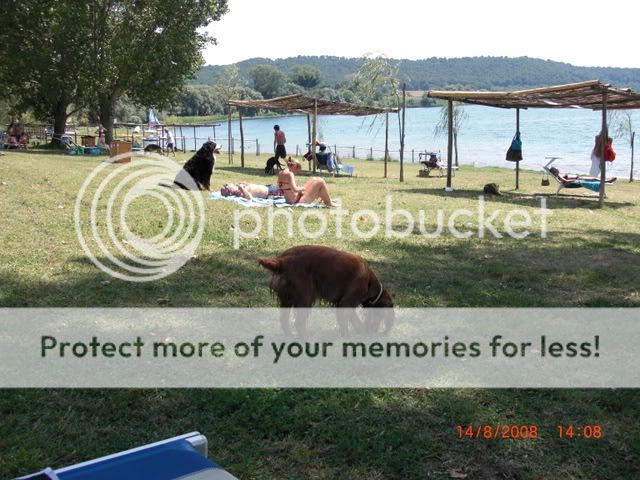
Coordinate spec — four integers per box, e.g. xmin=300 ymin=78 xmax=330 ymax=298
xmin=370 ymin=282 xmax=384 ymax=306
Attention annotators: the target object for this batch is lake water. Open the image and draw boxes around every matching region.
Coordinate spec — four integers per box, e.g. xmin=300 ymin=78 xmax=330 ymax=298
xmin=187 ymin=106 xmax=639 ymax=177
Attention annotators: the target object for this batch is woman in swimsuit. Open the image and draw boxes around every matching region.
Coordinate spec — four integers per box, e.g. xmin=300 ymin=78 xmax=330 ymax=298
xmin=277 ymin=158 xmax=337 ymax=206
xmin=220 ymin=182 xmax=281 ymax=200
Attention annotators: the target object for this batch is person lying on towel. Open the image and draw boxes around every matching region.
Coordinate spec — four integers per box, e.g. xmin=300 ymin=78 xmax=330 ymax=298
xmin=220 ymin=182 xmax=284 ymax=200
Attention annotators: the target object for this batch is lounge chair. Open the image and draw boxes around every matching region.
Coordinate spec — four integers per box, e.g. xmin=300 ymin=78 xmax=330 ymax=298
xmin=543 ymin=158 xmax=616 ymax=196
xmin=17 ymin=432 xmax=238 ymax=480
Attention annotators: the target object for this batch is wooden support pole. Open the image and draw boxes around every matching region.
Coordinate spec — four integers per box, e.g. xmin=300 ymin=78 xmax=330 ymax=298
xmin=384 ymin=112 xmax=389 ymax=178
xmin=446 ymin=99 xmax=454 ymax=190
xmin=239 ymin=108 xmax=245 ymax=168
xmin=400 ymin=84 xmax=406 ymax=183
xmin=598 ymin=92 xmax=608 ymax=206
xmin=515 ymin=108 xmax=520 ymax=190
xmin=312 ymin=100 xmax=318 ymax=173
xmin=227 ymin=108 xmax=232 ymax=164
xmin=631 ymin=131 xmax=635 ymax=182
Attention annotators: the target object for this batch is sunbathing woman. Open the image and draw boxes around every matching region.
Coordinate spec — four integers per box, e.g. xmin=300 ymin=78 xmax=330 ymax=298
xmin=277 ymin=158 xmax=337 ymax=206
xmin=549 ymin=167 xmax=616 ymax=183
xmin=220 ymin=182 xmax=282 ymax=200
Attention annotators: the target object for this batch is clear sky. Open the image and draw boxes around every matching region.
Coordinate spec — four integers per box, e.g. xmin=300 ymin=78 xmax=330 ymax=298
xmin=203 ymin=0 xmax=639 ymax=68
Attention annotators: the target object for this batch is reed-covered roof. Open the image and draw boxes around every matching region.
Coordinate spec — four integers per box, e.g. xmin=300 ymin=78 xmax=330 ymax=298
xmin=228 ymin=94 xmax=396 ymax=116
xmin=428 ymin=80 xmax=640 ymax=110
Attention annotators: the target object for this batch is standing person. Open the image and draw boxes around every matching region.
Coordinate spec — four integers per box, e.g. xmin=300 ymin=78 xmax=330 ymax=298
xmin=273 ymin=124 xmax=286 ymax=160
xmin=589 ymin=133 xmax=604 ymax=177
xmin=97 ymin=125 xmax=107 ymax=147
xmin=164 ymin=128 xmax=175 ymax=156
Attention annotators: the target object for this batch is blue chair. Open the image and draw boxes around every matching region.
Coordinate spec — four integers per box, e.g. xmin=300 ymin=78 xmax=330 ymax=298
xmin=17 ymin=432 xmax=237 ymax=480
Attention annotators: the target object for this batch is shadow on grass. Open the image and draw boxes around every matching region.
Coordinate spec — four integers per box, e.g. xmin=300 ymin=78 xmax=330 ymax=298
xmin=396 ymin=187 xmax=635 ymax=210
xmin=1 ymin=228 xmax=638 ymax=309
xmin=1 ymin=388 xmax=638 ymax=479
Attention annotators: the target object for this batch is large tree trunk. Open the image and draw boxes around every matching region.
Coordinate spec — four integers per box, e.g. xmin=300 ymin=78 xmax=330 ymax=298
xmin=52 ymin=101 xmax=69 ymax=149
xmin=98 ymin=95 xmax=117 ymax=145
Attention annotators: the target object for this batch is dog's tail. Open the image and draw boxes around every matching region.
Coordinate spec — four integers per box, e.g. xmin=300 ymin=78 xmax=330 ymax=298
xmin=258 ymin=257 xmax=280 ymax=272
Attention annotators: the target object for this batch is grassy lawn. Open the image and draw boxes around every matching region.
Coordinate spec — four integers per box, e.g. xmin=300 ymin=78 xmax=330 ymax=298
xmin=0 ymin=150 xmax=639 ymax=479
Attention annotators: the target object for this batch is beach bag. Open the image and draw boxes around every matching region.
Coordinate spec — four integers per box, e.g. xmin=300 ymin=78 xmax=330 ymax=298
xmin=506 ymin=132 xmax=523 ymax=162
xmin=541 ymin=173 xmax=550 ymax=186
xmin=604 ymin=142 xmax=616 ymax=162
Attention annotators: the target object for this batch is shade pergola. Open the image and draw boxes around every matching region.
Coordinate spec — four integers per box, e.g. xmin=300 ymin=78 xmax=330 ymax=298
xmin=428 ymin=80 xmax=640 ymax=205
xmin=227 ymin=94 xmax=398 ymax=174
xmin=229 ymin=93 xmax=396 ymax=116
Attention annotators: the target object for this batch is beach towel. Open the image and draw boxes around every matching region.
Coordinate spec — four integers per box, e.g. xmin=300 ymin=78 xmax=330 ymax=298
xmin=209 ymin=192 xmax=327 ymax=208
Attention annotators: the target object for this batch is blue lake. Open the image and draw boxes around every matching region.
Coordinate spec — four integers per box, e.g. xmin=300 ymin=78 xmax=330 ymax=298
xmin=189 ymin=106 xmax=639 ymax=177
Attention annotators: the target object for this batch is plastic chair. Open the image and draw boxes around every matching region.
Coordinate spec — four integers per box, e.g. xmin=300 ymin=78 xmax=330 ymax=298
xmin=17 ymin=432 xmax=237 ymax=480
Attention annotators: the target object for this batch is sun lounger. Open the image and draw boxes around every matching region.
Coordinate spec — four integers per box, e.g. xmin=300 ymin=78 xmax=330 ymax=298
xmin=543 ymin=158 xmax=616 ymax=196
xmin=17 ymin=432 xmax=237 ymax=480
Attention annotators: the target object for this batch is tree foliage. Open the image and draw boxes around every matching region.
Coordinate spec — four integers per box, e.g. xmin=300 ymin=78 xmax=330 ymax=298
xmin=249 ymin=65 xmax=287 ymax=99
xmin=289 ymin=65 xmax=322 ymax=89
xmin=91 ymin=0 xmax=228 ymax=142
xmin=0 ymin=1 xmax=95 ymax=144
xmin=0 ymin=0 xmax=228 ymax=144
xmin=193 ymin=56 xmax=640 ymax=92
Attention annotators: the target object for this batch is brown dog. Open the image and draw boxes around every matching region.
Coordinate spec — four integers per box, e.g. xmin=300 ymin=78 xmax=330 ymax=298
xmin=258 ymin=245 xmax=394 ymax=336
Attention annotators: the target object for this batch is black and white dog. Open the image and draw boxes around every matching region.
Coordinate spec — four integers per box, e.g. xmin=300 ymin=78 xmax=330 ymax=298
xmin=264 ymin=156 xmax=284 ymax=175
xmin=172 ymin=141 xmax=220 ymax=191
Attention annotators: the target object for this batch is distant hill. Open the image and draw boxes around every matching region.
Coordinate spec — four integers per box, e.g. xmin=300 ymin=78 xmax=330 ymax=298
xmin=191 ymin=56 xmax=640 ymax=91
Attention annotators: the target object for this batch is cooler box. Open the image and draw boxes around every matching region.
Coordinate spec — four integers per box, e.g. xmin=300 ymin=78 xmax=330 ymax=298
xmin=111 ymin=140 xmax=132 ymax=163
xmin=81 ymin=136 xmax=96 ymax=147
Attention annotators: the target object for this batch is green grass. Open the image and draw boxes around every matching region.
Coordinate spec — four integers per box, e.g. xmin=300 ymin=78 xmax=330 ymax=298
xmin=0 ymin=150 xmax=639 ymax=479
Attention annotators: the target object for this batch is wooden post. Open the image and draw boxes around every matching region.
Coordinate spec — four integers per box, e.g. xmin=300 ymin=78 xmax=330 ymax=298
xmin=179 ymin=126 xmax=183 ymax=152
xmin=630 ymin=131 xmax=635 ymax=182
xmin=352 ymin=146 xmax=356 ymax=158
xmin=227 ymin=108 xmax=232 ymax=164
xmin=370 ymin=147 xmax=373 ymax=160
xmin=312 ymin=101 xmax=318 ymax=173
xmin=305 ymin=113 xmax=312 ymax=169
xmin=446 ymin=99 xmax=454 ymax=190
xmin=399 ymin=83 xmax=406 ymax=183
xmin=384 ymin=112 xmax=389 ymax=178
xmin=239 ymin=108 xmax=245 ymax=168
xmin=256 ymin=138 xmax=260 ymax=156
xmin=515 ymin=108 xmax=520 ymax=190
xmin=598 ymin=91 xmax=608 ymax=206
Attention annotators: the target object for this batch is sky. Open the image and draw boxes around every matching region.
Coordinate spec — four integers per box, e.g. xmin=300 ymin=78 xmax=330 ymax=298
xmin=203 ymin=0 xmax=640 ymax=68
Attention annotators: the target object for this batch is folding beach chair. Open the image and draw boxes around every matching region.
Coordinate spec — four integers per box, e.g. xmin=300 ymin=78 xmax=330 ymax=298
xmin=17 ymin=432 xmax=237 ymax=480
xmin=543 ymin=158 xmax=616 ymax=196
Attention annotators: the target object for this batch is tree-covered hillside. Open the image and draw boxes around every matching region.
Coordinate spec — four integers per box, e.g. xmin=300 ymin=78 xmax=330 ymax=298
xmin=191 ymin=56 xmax=640 ymax=91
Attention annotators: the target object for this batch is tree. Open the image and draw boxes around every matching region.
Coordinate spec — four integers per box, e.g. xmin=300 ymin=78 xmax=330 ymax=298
xmin=290 ymin=65 xmax=322 ymax=89
xmin=249 ymin=65 xmax=287 ymax=99
xmin=346 ymin=56 xmax=403 ymax=179
xmin=434 ymin=102 xmax=468 ymax=167
xmin=91 ymin=0 xmax=228 ymax=143
xmin=612 ymin=111 xmax=635 ymax=182
xmin=0 ymin=1 xmax=95 ymax=146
